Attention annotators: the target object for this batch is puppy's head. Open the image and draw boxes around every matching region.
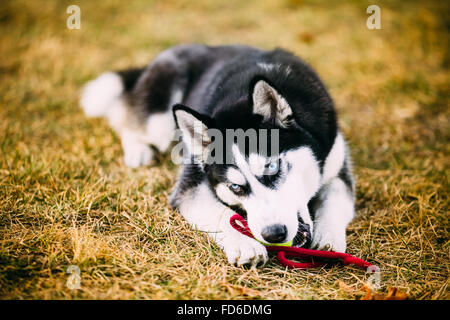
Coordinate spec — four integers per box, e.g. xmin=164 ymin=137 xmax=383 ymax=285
xmin=173 ymin=78 xmax=323 ymax=246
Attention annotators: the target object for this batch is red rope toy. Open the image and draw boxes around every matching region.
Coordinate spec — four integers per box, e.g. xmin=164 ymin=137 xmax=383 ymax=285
xmin=230 ymin=213 xmax=373 ymax=270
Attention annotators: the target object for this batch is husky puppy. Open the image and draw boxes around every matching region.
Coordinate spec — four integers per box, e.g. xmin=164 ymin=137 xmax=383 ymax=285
xmin=80 ymin=44 xmax=355 ymax=267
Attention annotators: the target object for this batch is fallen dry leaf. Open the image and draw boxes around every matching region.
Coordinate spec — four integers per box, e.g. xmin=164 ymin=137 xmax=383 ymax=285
xmin=240 ymin=287 xmax=262 ymax=298
xmin=337 ymin=280 xmax=355 ymax=294
xmin=384 ymin=287 xmax=409 ymax=300
xmin=220 ymin=283 xmax=261 ymax=298
xmin=360 ymin=285 xmax=408 ymax=300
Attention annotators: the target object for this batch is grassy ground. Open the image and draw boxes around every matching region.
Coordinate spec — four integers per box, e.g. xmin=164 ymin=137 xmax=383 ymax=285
xmin=0 ymin=0 xmax=448 ymax=299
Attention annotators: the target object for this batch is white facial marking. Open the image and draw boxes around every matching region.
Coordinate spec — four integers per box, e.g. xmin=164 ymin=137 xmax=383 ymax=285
xmin=178 ymin=182 xmax=229 ymax=233
xmin=230 ymin=144 xmax=321 ymax=244
xmin=247 ymin=153 xmax=281 ymax=179
xmin=248 ymin=153 xmax=269 ymax=176
xmin=226 ymin=167 xmax=247 ymax=186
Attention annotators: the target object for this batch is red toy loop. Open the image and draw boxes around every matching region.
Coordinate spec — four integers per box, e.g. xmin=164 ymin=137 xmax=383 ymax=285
xmin=230 ymin=213 xmax=373 ymax=270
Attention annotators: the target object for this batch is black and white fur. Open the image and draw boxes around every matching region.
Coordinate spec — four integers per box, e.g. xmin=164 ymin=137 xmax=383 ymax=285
xmin=80 ymin=44 xmax=355 ymax=267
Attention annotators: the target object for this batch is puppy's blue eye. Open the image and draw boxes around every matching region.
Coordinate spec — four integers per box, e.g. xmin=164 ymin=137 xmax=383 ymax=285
xmin=267 ymin=161 xmax=279 ymax=174
xmin=229 ymin=184 xmax=243 ymax=193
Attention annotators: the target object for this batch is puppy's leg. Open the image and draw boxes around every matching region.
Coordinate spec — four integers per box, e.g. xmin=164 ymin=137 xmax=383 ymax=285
xmin=80 ymin=47 xmax=190 ymax=167
xmin=118 ymin=110 xmax=177 ymax=168
xmin=120 ymin=128 xmax=154 ymax=168
xmin=311 ymin=176 xmax=355 ymax=253
xmin=80 ymin=70 xmax=155 ymax=167
xmin=175 ymin=181 xmax=268 ymax=267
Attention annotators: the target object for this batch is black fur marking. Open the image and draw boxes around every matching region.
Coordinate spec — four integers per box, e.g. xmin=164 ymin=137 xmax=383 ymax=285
xmin=117 ymin=68 xmax=144 ymax=92
xmin=338 ymin=158 xmax=354 ymax=193
xmin=226 ymin=204 xmax=248 ymax=220
xmin=132 ymin=61 xmax=183 ymax=114
xmin=307 ymin=193 xmax=321 ymax=221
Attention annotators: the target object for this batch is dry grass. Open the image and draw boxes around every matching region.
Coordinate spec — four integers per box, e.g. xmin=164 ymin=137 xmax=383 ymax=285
xmin=0 ymin=0 xmax=448 ymax=299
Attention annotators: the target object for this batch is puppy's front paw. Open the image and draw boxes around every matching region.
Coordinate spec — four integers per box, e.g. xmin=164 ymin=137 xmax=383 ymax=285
xmin=123 ymin=143 xmax=153 ymax=168
xmin=222 ymin=236 xmax=268 ymax=267
xmin=311 ymin=225 xmax=347 ymax=253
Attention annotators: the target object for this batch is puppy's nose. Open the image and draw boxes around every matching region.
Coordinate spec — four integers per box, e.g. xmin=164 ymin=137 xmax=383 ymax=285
xmin=261 ymin=224 xmax=288 ymax=243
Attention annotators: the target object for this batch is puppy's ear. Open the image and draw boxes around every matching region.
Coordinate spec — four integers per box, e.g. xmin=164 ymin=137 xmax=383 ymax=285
xmin=251 ymin=77 xmax=293 ymax=127
xmin=172 ymin=104 xmax=212 ymax=159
